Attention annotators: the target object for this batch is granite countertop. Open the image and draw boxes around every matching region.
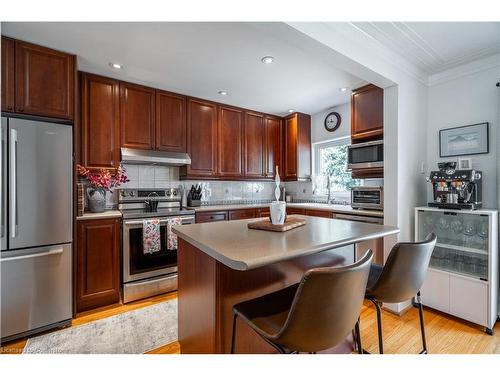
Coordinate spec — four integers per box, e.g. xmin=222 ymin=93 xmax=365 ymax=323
xmin=173 ymin=215 xmax=399 ymax=271
xmin=76 ymin=210 xmax=122 ymax=220
xmin=191 ymin=202 xmax=384 ymax=218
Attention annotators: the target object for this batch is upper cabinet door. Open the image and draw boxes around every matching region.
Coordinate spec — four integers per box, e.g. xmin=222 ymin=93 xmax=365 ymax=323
xmin=244 ymin=111 xmax=265 ymax=178
xmin=264 ymin=116 xmax=281 ymax=178
xmin=120 ymin=82 xmax=155 ymax=150
xmin=351 ymin=84 xmax=383 ymax=142
xmin=15 ymin=41 xmax=75 ymax=120
xmin=185 ymin=98 xmax=218 ymax=177
xmin=155 ymin=90 xmax=187 ymax=152
xmin=283 ymin=113 xmax=311 ymax=181
xmin=218 ymin=106 xmax=243 ymax=177
xmin=284 ymin=114 xmax=298 ymax=180
xmin=1 ymin=37 xmax=15 ymax=112
xmin=80 ymin=73 xmax=120 ymax=170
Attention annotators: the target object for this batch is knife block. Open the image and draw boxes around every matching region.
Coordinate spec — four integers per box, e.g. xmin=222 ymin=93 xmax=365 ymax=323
xmin=188 ymin=198 xmax=202 ymax=207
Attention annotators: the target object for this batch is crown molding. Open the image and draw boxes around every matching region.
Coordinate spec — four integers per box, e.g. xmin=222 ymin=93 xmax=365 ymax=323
xmin=427 ymin=53 xmax=500 ymax=86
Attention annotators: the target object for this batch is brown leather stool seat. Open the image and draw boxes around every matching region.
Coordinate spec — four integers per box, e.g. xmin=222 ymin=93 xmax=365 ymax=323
xmin=358 ymin=233 xmax=437 ymax=354
xmin=231 ymin=251 xmax=373 ymax=354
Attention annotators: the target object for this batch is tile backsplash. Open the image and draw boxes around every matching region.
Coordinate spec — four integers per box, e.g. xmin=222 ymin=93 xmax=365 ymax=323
xmin=99 ymin=165 xmax=277 ymax=209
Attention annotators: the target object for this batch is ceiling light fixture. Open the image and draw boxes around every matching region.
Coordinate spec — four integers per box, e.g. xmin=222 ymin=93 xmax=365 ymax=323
xmin=339 ymin=87 xmax=348 ymax=92
xmin=109 ymin=62 xmax=122 ymax=69
xmin=288 ymin=109 xmax=294 ymax=113
xmin=261 ymin=56 xmax=275 ymax=64
xmin=218 ymin=90 xmax=228 ymax=96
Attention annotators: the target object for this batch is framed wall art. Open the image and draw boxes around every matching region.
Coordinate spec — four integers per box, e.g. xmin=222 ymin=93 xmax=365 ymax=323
xmin=439 ymin=122 xmax=489 ymax=157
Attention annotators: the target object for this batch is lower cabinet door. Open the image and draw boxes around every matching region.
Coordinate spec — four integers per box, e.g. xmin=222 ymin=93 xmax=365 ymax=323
xmin=449 ymin=274 xmax=488 ymax=327
xmin=76 ymin=218 xmax=121 ymax=312
xmin=420 ymin=268 xmax=450 ymax=313
xmin=228 ymin=209 xmax=256 ymax=221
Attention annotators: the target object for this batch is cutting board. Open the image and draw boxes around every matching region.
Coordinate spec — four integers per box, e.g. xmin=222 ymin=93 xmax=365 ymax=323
xmin=247 ymin=216 xmax=307 ymax=232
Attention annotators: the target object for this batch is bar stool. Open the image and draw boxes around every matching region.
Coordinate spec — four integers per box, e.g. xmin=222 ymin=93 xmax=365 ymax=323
xmin=230 ymin=250 xmax=373 ymax=354
xmin=358 ymin=233 xmax=437 ymax=354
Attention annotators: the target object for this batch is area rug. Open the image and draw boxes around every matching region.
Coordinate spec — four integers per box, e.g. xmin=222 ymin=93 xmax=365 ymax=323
xmin=23 ymin=299 xmax=178 ymax=354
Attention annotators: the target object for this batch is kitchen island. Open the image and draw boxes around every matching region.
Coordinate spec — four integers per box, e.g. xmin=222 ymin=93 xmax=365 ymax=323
xmin=173 ymin=215 xmax=399 ymax=354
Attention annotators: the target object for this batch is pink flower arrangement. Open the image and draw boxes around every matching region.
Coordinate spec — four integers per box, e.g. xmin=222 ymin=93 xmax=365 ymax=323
xmin=77 ymin=165 xmax=130 ymax=191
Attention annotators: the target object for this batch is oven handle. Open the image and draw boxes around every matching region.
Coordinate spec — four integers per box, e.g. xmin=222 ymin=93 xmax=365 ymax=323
xmin=123 ymin=215 xmax=195 ymax=226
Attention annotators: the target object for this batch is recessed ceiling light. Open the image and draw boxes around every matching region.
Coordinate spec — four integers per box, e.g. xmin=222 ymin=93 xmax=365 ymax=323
xmin=288 ymin=109 xmax=294 ymax=113
xmin=261 ymin=56 xmax=275 ymax=64
xmin=218 ymin=90 xmax=228 ymax=96
xmin=339 ymin=87 xmax=348 ymax=92
xmin=109 ymin=62 xmax=122 ymax=69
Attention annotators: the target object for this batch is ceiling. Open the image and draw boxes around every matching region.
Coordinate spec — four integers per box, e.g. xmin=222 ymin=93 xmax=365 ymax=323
xmin=353 ymin=22 xmax=500 ymax=75
xmin=1 ymin=22 xmax=362 ymax=116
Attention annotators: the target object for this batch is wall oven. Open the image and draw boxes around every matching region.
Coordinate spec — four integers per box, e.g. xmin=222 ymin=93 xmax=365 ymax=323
xmin=351 ymin=186 xmax=384 ymax=211
xmin=347 ymin=140 xmax=383 ymax=170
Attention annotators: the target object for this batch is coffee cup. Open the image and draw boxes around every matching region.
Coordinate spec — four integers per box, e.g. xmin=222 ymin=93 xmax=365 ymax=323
xmin=270 ymin=201 xmax=286 ymax=225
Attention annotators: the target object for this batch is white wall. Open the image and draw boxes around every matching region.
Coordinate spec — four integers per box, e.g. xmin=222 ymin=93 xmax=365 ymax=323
xmin=427 ymin=66 xmax=499 ymax=209
xmin=311 ymin=102 xmax=350 ymax=143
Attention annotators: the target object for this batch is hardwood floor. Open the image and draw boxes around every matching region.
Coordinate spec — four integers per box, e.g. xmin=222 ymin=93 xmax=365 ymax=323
xmin=2 ymin=292 xmax=499 ymax=354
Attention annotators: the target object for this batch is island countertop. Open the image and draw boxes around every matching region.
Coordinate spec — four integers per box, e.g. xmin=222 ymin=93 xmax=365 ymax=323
xmin=173 ymin=215 xmax=399 ymax=271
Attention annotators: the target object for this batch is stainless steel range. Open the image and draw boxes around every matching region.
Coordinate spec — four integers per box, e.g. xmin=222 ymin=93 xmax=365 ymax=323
xmin=118 ymin=188 xmax=195 ymax=303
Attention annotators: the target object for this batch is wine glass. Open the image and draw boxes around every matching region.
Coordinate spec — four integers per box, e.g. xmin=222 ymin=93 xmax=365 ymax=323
xmin=463 ymin=221 xmax=477 ymax=248
xmin=477 ymin=222 xmax=489 ymax=249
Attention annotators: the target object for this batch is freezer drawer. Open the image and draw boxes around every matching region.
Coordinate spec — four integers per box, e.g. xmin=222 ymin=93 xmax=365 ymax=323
xmin=1 ymin=243 xmax=72 ymax=341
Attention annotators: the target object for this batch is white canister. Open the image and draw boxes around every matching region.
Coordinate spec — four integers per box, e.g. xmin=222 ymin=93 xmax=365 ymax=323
xmin=270 ymin=201 xmax=286 ymax=225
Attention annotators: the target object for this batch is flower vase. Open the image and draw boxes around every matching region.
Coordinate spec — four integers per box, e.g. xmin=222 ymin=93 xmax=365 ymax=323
xmin=87 ymin=188 xmax=106 ymax=213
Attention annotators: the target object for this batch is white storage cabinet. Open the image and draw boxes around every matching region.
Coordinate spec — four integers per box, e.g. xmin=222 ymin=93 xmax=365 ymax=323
xmin=415 ymin=207 xmax=498 ymax=334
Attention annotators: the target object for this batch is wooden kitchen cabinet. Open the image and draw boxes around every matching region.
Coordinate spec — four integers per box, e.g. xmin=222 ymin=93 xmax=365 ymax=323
xmin=264 ymin=115 xmax=281 ymax=178
xmin=255 ymin=207 xmax=270 ymax=217
xmin=351 ymin=167 xmax=384 ymax=179
xmin=155 ymin=90 xmax=187 ymax=152
xmin=351 ymin=84 xmax=383 ymax=142
xmin=181 ymin=98 xmax=218 ymax=178
xmin=80 ymin=72 xmax=120 ymax=170
xmin=286 ymin=207 xmax=306 ymax=215
xmin=120 ymin=82 xmax=155 ymax=150
xmin=244 ymin=111 xmax=265 ymax=178
xmin=76 ymin=218 xmax=121 ymax=312
xmin=1 ymin=37 xmax=15 ymax=112
xmin=15 ymin=40 xmax=75 ymax=120
xmin=228 ymin=208 xmax=256 ymax=221
xmin=283 ymin=113 xmax=311 ymax=181
xmin=305 ymin=209 xmax=333 ymax=218
xmin=218 ymin=105 xmax=244 ymax=177
xmin=195 ymin=211 xmax=228 ymax=223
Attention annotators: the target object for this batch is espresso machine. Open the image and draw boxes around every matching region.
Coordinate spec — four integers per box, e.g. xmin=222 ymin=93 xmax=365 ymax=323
xmin=427 ymin=162 xmax=482 ymax=210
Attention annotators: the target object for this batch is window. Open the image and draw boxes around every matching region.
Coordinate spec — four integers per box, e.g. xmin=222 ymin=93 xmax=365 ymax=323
xmin=313 ymin=136 xmax=361 ymax=196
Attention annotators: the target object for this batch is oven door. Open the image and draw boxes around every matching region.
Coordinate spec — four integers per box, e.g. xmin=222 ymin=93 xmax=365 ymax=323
xmin=123 ymin=215 xmax=195 ymax=283
xmin=351 ymin=188 xmax=383 ymax=210
xmin=347 ymin=140 xmax=384 ymax=169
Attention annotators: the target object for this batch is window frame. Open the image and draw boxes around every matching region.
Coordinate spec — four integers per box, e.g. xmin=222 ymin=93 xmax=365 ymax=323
xmin=312 ymin=135 xmax=356 ymax=199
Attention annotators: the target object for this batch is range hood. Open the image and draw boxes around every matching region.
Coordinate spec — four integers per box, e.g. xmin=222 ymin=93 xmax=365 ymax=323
xmin=121 ymin=148 xmax=191 ymax=166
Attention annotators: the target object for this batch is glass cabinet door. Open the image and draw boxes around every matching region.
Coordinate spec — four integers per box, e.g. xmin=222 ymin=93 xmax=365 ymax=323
xmin=417 ymin=210 xmax=489 ymax=280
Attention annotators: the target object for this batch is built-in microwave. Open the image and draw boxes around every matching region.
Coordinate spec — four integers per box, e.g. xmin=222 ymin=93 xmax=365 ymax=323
xmin=347 ymin=140 xmax=383 ymax=170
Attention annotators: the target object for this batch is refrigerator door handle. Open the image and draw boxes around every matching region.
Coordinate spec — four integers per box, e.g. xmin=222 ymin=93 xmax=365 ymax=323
xmin=10 ymin=128 xmax=18 ymax=238
xmin=0 ymin=247 xmax=64 ymax=262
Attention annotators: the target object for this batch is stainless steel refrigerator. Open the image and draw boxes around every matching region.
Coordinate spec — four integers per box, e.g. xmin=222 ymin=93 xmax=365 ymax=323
xmin=1 ymin=116 xmax=73 ymax=343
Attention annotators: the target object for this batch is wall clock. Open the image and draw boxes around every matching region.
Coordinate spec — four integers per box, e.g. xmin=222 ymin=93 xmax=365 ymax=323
xmin=324 ymin=111 xmax=341 ymax=132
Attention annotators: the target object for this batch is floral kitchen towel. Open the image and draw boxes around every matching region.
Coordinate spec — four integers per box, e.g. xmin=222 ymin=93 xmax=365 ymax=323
xmin=166 ymin=217 xmax=182 ymax=250
xmin=143 ymin=219 xmax=161 ymax=254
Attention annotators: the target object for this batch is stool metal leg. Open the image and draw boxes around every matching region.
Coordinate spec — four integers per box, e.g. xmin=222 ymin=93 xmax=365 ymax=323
xmin=369 ymin=298 xmax=384 ymax=354
xmin=230 ymin=313 xmax=237 ymax=354
xmin=354 ymin=319 xmax=363 ymax=354
xmin=417 ymin=291 xmax=428 ymax=354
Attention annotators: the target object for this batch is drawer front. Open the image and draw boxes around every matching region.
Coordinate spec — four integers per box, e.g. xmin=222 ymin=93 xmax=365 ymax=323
xmin=195 ymin=211 xmax=228 ymax=223
xmin=287 ymin=207 xmax=305 ymax=215
xmin=305 ymin=209 xmax=332 ymax=218
xmin=255 ymin=208 xmax=270 ymax=218
xmin=420 ymin=268 xmax=450 ymax=313
xmin=228 ymin=209 xmax=256 ymax=221
xmin=449 ymin=274 xmax=488 ymax=327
